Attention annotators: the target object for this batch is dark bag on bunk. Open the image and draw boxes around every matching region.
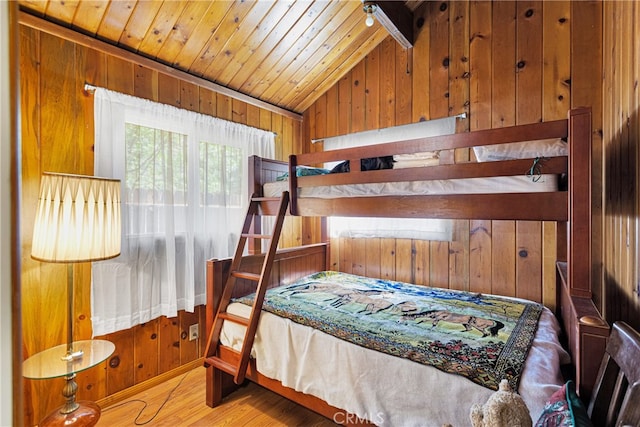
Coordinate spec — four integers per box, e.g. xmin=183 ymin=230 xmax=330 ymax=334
xmin=330 ymin=156 xmax=394 ymax=173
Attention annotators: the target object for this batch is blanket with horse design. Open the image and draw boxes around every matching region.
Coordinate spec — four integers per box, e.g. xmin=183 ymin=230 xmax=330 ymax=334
xmin=235 ymin=271 xmax=543 ymax=391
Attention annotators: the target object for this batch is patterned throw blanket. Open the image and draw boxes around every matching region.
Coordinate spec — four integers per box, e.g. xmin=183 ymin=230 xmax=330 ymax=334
xmin=235 ymin=271 xmax=542 ymax=391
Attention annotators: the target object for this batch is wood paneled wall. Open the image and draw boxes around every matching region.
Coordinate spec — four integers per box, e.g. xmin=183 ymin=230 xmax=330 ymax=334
xmin=19 ymin=25 xmax=302 ymax=426
xmin=303 ymin=1 xmax=603 ymax=310
xmin=21 ymin=0 xmax=636 ymax=424
xmin=602 ymin=1 xmax=640 ymax=330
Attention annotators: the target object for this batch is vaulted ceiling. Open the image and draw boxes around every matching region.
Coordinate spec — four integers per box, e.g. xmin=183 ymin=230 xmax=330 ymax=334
xmin=18 ymin=1 xmax=424 ymax=114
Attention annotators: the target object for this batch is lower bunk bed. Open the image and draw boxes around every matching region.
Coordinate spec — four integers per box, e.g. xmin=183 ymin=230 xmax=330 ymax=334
xmin=214 ymin=266 xmax=568 ymax=425
xmin=204 ymin=107 xmax=609 ymax=425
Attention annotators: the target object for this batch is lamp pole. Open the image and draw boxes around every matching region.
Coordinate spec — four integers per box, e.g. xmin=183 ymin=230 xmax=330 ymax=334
xmin=62 ymin=264 xmax=83 ymax=362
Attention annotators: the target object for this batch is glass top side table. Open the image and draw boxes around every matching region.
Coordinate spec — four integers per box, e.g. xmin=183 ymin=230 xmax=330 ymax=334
xmin=23 ymin=339 xmax=115 ymax=427
xmin=23 ymin=339 xmax=114 ymax=379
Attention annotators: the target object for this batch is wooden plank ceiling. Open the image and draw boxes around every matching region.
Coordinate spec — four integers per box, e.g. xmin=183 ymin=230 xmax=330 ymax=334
xmin=18 ymin=0 xmax=424 ymax=114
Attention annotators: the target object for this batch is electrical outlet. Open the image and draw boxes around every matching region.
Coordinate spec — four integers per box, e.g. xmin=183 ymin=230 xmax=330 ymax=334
xmin=189 ymin=324 xmax=199 ymax=341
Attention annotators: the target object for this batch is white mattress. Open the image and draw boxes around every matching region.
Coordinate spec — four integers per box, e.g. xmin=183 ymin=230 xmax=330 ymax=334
xmin=220 ymin=300 xmax=570 ymax=427
xmin=263 ymin=174 xmax=558 ymax=198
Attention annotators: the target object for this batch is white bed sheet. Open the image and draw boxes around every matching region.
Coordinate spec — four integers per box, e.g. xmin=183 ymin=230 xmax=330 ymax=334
xmin=220 ymin=300 xmax=570 ymax=427
xmin=263 ymin=174 xmax=558 ymax=198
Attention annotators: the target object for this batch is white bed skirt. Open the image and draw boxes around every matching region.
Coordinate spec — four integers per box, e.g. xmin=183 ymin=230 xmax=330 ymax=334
xmin=221 ymin=302 xmax=570 ymax=427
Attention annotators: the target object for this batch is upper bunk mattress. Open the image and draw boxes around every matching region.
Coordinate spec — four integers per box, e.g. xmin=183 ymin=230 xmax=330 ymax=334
xmin=263 ymin=174 xmax=559 ymax=198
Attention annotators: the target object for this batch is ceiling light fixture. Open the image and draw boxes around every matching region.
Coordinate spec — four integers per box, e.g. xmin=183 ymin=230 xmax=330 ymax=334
xmin=363 ymin=2 xmax=377 ymax=27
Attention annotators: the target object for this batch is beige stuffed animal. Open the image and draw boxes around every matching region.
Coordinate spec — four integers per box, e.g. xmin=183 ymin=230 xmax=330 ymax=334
xmin=470 ymin=379 xmax=532 ymax=427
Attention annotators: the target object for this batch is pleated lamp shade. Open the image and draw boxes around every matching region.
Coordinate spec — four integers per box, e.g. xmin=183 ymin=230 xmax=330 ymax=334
xmin=31 ymin=172 xmax=121 ymax=263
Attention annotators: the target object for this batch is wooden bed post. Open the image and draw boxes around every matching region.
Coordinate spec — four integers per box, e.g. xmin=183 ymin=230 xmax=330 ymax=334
xmin=568 ymin=107 xmax=593 ymax=298
xmin=559 ymin=106 xmax=609 ymax=402
xmin=288 ymin=154 xmax=299 ymax=216
xmin=205 ymin=258 xmax=239 ymax=407
xmin=248 ymin=155 xmax=262 ymax=255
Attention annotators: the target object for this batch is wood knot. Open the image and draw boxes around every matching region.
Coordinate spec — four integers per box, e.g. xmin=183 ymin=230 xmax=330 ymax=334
xmin=109 ymin=356 xmax=120 ymax=368
xmin=525 ymin=9 xmax=534 ymax=18
xmin=518 ymin=249 xmax=528 ymax=258
xmin=439 ymin=2 xmax=447 ymax=12
xmin=517 ymin=61 xmax=526 ymax=69
xmin=470 ymin=32 xmax=485 ymax=42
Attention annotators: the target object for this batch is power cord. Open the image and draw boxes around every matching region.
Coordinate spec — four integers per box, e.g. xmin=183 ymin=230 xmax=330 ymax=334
xmin=101 ymin=368 xmax=192 ymax=425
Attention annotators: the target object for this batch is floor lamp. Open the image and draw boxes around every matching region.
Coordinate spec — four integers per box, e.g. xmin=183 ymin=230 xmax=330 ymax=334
xmin=23 ymin=172 xmax=121 ymax=427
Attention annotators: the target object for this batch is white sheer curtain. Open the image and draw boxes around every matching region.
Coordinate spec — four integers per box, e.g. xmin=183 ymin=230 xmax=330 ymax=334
xmin=91 ymin=88 xmax=274 ymax=336
xmin=322 ymin=117 xmax=459 ymax=241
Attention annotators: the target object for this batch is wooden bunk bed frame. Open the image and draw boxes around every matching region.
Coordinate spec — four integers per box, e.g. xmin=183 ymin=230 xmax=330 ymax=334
xmin=204 ymin=107 xmax=609 ymax=420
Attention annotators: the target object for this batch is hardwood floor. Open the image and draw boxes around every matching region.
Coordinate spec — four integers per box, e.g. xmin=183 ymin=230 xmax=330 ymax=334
xmin=97 ymin=367 xmax=336 ymax=426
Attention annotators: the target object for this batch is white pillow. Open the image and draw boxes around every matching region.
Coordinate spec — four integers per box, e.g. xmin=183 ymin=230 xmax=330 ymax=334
xmin=473 ymin=138 xmax=567 ymax=162
xmin=393 ymin=151 xmax=439 ymax=162
xmin=393 ymin=157 xmax=440 ymax=169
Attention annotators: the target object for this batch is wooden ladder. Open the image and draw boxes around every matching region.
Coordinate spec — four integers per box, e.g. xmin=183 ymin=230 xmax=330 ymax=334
xmin=203 ymin=191 xmax=289 ymax=384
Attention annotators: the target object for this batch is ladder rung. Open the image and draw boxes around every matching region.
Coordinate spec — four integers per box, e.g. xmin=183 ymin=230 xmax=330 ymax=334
xmin=219 ymin=312 xmax=250 ymax=326
xmin=204 ymin=356 xmax=239 ymax=376
xmin=241 ymin=233 xmax=271 ymax=239
xmin=231 ymin=271 xmax=261 ymax=281
xmin=252 ymin=197 xmax=280 ymax=202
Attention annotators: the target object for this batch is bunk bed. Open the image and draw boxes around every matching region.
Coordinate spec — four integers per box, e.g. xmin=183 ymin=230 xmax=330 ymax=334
xmin=204 ymin=107 xmax=609 ymax=425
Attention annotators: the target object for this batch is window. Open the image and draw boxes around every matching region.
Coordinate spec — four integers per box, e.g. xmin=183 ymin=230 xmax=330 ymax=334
xmin=91 ymin=88 xmax=274 ymax=336
xmin=199 ymin=142 xmax=242 ymax=207
xmin=321 ymin=117 xmax=459 ymax=241
xmin=125 ymin=124 xmax=188 ymax=207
